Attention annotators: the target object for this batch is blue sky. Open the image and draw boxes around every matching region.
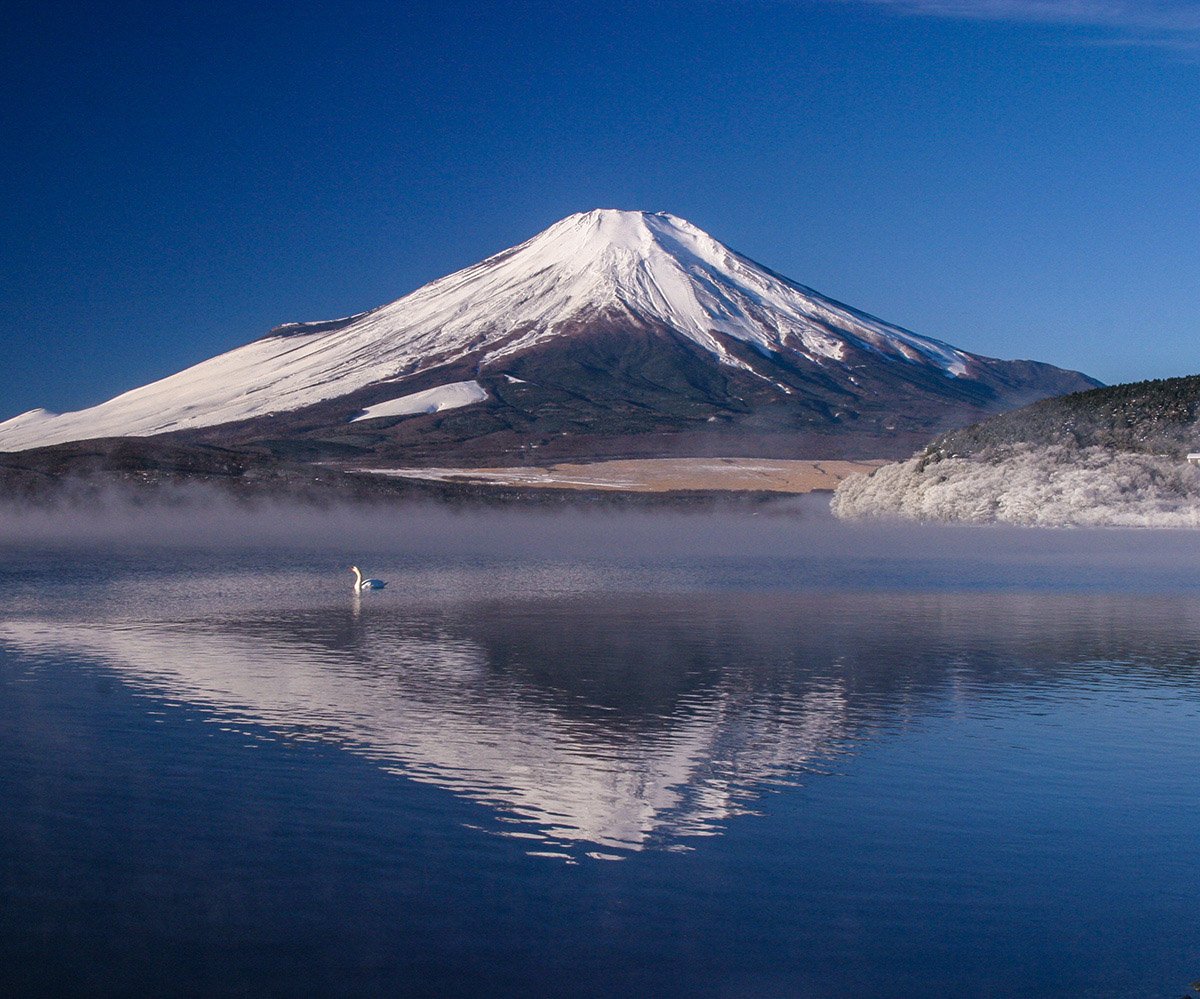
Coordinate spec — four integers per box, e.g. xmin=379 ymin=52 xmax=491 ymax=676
xmin=2 ymin=0 xmax=1197 ymax=415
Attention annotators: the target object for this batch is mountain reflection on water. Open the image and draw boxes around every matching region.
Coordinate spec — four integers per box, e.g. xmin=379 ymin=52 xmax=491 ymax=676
xmin=4 ymin=575 xmax=1199 ymax=859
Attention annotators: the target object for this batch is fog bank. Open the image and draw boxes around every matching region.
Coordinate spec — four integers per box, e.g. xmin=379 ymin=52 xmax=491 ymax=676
xmin=5 ymin=487 xmax=1200 ymax=596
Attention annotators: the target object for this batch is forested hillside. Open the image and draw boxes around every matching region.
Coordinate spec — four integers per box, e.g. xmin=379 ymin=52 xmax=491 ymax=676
xmin=832 ymin=375 xmax=1200 ymax=527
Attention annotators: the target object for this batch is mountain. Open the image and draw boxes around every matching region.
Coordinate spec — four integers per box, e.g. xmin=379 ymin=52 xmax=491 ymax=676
xmin=832 ymin=375 xmax=1200 ymax=527
xmin=0 ymin=209 xmax=1098 ymax=470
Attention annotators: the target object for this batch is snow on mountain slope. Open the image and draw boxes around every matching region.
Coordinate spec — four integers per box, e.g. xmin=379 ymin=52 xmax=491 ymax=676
xmin=0 ymin=209 xmax=989 ymax=452
xmin=351 ymin=380 xmax=488 ymax=422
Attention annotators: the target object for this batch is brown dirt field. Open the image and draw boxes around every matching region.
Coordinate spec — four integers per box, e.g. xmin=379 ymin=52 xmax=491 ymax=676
xmin=357 ymin=457 xmax=887 ymax=493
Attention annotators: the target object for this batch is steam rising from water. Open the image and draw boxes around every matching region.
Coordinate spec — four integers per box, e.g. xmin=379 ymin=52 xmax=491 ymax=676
xmin=4 ymin=489 xmax=1200 ymax=593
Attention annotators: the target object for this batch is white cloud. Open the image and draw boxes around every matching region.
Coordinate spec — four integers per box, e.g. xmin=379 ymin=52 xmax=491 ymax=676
xmin=832 ymin=0 xmax=1200 ymax=53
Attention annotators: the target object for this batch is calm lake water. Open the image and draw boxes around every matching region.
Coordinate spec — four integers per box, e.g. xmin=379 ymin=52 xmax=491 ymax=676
xmin=2 ymin=498 xmax=1199 ymax=997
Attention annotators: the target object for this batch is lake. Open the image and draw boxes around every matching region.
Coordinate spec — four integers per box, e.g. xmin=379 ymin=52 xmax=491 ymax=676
xmin=2 ymin=497 xmax=1198 ymax=997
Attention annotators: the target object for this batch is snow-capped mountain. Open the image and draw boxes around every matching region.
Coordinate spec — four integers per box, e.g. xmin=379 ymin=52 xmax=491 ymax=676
xmin=0 ymin=209 xmax=1098 ymax=460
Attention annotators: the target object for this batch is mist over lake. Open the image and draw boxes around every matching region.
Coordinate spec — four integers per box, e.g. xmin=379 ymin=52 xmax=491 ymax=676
xmin=3 ymin=498 xmax=1198 ymax=997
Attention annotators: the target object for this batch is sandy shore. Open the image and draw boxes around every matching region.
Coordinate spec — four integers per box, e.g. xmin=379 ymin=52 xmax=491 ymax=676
xmin=355 ymin=457 xmax=887 ymax=493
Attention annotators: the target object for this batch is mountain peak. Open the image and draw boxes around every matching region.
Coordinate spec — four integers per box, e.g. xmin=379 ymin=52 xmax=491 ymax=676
xmin=520 ymin=208 xmax=705 ymax=263
xmin=0 ymin=210 xmax=1098 ymax=453
xmin=460 ymin=208 xmax=962 ymax=372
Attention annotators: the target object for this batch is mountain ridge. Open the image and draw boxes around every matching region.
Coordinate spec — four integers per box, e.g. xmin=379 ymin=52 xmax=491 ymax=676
xmin=0 ymin=209 xmax=1099 ymax=466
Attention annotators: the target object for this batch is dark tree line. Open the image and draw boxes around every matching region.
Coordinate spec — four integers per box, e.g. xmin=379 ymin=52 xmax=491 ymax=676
xmin=920 ymin=374 xmax=1200 ymax=466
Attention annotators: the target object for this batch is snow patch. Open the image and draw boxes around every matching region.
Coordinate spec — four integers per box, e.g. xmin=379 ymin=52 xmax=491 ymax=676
xmin=350 ymin=380 xmax=488 ymax=422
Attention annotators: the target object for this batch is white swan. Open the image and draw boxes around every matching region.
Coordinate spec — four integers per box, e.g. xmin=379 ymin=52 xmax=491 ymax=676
xmin=350 ymin=565 xmax=387 ymax=591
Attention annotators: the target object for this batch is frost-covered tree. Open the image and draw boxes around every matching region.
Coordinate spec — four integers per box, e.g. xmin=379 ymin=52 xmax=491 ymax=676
xmin=833 ymin=376 xmax=1200 ymax=528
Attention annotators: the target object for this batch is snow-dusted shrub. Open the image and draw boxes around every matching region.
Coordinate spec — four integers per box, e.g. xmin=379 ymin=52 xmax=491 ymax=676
xmin=831 ymin=445 xmax=1200 ymax=528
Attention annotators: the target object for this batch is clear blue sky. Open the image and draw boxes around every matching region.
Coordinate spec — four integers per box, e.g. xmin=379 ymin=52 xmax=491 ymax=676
xmin=3 ymin=0 xmax=1198 ymax=416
